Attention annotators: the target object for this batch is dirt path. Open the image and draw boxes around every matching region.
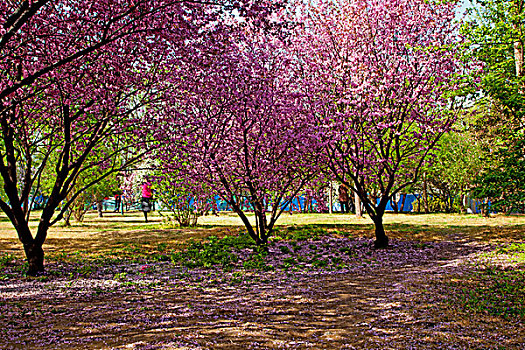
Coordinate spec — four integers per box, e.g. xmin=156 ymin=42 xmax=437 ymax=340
xmin=1 ymin=213 xmax=524 ymax=349
xmin=2 ymin=235 xmax=524 ymax=349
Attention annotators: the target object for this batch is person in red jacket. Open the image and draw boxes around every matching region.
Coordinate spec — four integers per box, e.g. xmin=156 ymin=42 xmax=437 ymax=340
xmin=141 ymin=178 xmax=153 ymax=222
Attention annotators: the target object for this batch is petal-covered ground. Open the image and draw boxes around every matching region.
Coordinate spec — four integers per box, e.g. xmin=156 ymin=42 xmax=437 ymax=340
xmin=0 ymin=214 xmax=524 ymax=349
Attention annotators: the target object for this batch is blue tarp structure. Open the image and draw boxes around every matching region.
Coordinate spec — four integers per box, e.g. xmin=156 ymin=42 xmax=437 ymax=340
xmin=384 ymin=194 xmax=417 ymax=212
xmin=99 ymin=192 xmax=495 ymax=214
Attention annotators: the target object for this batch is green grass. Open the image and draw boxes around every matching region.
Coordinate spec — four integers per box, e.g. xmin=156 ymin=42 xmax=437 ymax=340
xmin=0 ymin=253 xmax=15 ymax=268
xmin=272 ymin=225 xmax=331 ymax=241
xmin=170 ymin=234 xmax=254 ymax=269
xmin=496 ymin=243 xmax=525 ymax=263
xmin=447 ymin=267 xmax=525 ymax=319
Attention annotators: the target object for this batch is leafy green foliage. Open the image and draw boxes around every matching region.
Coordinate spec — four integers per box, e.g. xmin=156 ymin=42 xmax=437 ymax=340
xmin=154 ymin=171 xmax=212 ymax=227
xmin=463 ymin=0 xmax=525 ymax=212
xmin=39 ymin=144 xmax=122 ymax=224
xmin=423 ymin=130 xmax=484 ymax=213
xmin=473 ymin=135 xmax=525 ymax=213
xmin=463 ymin=1 xmax=525 ymax=108
xmin=242 ymin=246 xmax=274 ymax=271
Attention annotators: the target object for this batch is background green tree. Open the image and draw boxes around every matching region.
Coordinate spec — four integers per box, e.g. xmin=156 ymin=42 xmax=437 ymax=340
xmin=421 ymin=121 xmax=484 ymax=213
xmin=463 ymin=0 xmax=525 ymax=214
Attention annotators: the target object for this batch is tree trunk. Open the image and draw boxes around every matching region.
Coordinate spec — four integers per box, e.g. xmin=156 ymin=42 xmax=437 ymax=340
xmin=355 ymin=191 xmax=362 ymax=218
xmin=63 ymin=210 xmax=72 ymax=227
xmin=399 ymin=193 xmax=406 ymax=212
xmin=391 ymin=195 xmax=398 ymax=214
xmin=423 ymin=175 xmax=429 ymax=214
xmin=12 ymin=218 xmax=46 ymax=276
xmin=371 ymin=215 xmax=389 ymax=248
xmin=24 ymin=242 xmax=44 ymax=276
xmin=514 ymin=40 xmax=524 ymax=77
xmin=448 ymin=194 xmax=454 ymax=213
xmin=231 ymin=204 xmax=264 ymax=245
xmin=482 ymin=197 xmax=490 ymax=218
xmin=253 ymin=198 xmax=269 ymax=244
xmin=328 ymin=182 xmax=333 ymax=214
xmin=460 ymin=194 xmax=467 ymax=214
xmin=62 ymin=201 xmax=73 ymax=226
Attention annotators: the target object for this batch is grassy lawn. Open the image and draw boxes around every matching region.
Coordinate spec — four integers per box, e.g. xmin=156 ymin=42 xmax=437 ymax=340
xmin=1 ymin=210 xmax=523 ymax=255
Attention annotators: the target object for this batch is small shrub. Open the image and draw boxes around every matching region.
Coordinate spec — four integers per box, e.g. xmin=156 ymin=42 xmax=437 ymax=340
xmin=297 ymin=255 xmax=307 ymax=263
xmin=152 ymin=254 xmax=170 ymax=262
xmin=157 ymin=243 xmax=168 ymax=251
xmin=243 ymin=248 xmax=273 ymax=271
xmin=114 ymin=272 xmax=128 ymax=281
xmin=230 ymin=271 xmax=244 ymax=285
xmin=273 ymin=225 xmax=329 ymax=241
xmin=243 ymin=254 xmax=274 ymax=271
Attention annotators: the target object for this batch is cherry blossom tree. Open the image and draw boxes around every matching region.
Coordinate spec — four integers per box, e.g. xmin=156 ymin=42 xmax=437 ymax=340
xmin=0 ymin=0 xmax=284 ymax=275
xmin=293 ymin=0 xmax=475 ymax=247
xmin=157 ymin=30 xmax=322 ymax=245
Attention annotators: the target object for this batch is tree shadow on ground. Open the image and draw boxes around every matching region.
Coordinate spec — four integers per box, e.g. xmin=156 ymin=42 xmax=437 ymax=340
xmin=1 ymin=234 xmax=523 ymax=349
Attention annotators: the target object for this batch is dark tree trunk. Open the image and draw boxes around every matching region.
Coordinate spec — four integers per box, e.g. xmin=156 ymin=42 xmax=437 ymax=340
xmin=254 ymin=202 xmax=269 ymax=244
xmin=460 ymin=194 xmax=467 ymax=214
xmin=13 ymin=219 xmax=46 ymax=276
xmin=231 ymin=205 xmax=264 ymax=245
xmin=63 ymin=208 xmax=72 ymax=227
xmin=399 ymin=193 xmax=406 ymax=212
xmin=391 ymin=196 xmax=398 ymax=214
xmin=24 ymin=242 xmax=44 ymax=276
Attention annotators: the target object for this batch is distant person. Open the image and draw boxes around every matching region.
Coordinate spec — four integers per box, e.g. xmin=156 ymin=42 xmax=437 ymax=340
xmin=114 ymin=192 xmax=121 ymax=212
xmin=141 ymin=178 xmax=153 ymax=222
xmin=338 ymin=184 xmax=349 ymax=214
